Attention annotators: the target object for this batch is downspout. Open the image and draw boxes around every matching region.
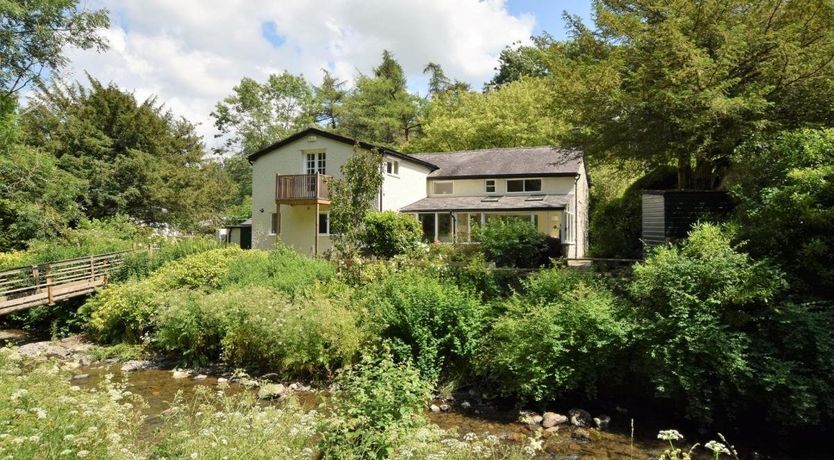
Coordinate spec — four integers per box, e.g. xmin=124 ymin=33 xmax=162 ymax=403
xmin=574 ymin=175 xmax=579 ymax=259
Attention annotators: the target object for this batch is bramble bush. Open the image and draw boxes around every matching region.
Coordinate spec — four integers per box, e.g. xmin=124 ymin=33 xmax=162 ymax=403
xmin=364 ymin=270 xmax=486 ymax=381
xmin=360 ymin=211 xmax=423 ymax=258
xmin=482 ymin=268 xmax=630 ymax=400
xmin=475 ymin=218 xmax=547 ymax=268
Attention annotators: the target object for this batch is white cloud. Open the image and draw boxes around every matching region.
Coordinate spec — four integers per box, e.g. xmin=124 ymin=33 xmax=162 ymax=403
xmin=54 ymin=0 xmax=535 ymax=145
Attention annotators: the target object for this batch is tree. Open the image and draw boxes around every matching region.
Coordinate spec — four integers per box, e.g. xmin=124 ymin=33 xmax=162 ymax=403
xmin=423 ymin=62 xmax=470 ymax=96
xmin=0 ymin=0 xmax=109 ymax=99
xmin=328 ymin=146 xmax=383 ymax=257
xmin=405 ymin=78 xmax=566 ymax=152
xmin=313 ymin=69 xmax=346 ymax=129
xmin=338 ymin=50 xmax=422 ymax=146
xmin=731 ymin=129 xmax=834 ymax=298
xmin=552 ymin=0 xmax=834 ymax=189
xmin=212 ymin=71 xmax=316 ymax=155
xmin=486 ymin=34 xmax=553 ymax=89
xmin=21 ymin=77 xmax=234 ymax=229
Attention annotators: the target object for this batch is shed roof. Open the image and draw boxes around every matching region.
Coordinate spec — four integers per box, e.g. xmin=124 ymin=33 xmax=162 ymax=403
xmin=400 ymin=194 xmax=570 ymax=213
xmin=411 ymin=147 xmax=583 ymax=179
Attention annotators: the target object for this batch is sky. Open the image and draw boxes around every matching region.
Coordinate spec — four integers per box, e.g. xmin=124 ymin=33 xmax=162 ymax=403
xmin=56 ymin=0 xmax=593 ymax=145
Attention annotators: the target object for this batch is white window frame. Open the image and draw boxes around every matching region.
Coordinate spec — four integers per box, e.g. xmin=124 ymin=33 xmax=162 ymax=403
xmin=304 ymin=151 xmax=326 ymax=175
xmin=506 ymin=178 xmax=542 ymax=193
xmin=432 ymin=180 xmax=454 ymax=195
xmin=385 ymin=160 xmax=399 ymax=176
xmin=269 ymin=212 xmax=280 ymax=235
xmin=318 ymin=212 xmax=330 ymax=235
xmin=564 ymin=197 xmax=575 ymax=243
xmin=484 ymin=179 xmax=496 ymax=194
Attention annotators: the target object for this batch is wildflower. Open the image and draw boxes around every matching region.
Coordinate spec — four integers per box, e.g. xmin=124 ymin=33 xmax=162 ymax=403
xmin=191 ymin=453 xmax=199 ymax=459
xmin=59 ymin=449 xmax=72 ymax=456
xmin=705 ymin=440 xmax=731 ymax=456
xmin=658 ymin=429 xmax=684 ymax=441
xmin=31 ymin=407 xmax=47 ymax=419
xmin=77 ymin=451 xmax=90 ymax=458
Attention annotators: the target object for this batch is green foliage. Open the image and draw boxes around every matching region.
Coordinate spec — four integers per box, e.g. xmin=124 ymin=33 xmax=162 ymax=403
xmin=221 ymin=244 xmax=336 ymax=296
xmin=365 ymin=271 xmax=485 ymax=381
xmin=475 ymin=218 xmax=547 ymax=268
xmin=0 ymin=348 xmax=144 ymax=459
xmin=154 ymin=290 xmax=228 ymax=367
xmin=487 ymin=35 xmax=554 ymax=88
xmin=482 ymin=268 xmax=629 ymax=400
xmin=554 ymin=0 xmax=834 ymax=188
xmin=212 ymin=72 xmax=317 ymax=155
xmin=22 ymin=77 xmax=235 ymax=229
xmin=318 ymin=353 xmax=432 ymax=459
xmin=114 ymin=236 xmax=222 ymax=281
xmin=731 ymin=129 xmax=834 ymax=297
xmin=88 ymin=343 xmax=146 ymax=362
xmin=0 ymin=0 xmax=109 ymax=96
xmin=589 ymin=165 xmax=677 ymax=258
xmin=329 ymin=147 xmax=384 ymax=257
xmin=405 ymin=78 xmax=564 ymax=153
xmin=628 ymin=223 xmax=783 ymax=423
xmin=360 ymin=211 xmax=423 ymax=258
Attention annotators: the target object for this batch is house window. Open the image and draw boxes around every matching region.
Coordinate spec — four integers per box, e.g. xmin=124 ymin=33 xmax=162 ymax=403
xmin=564 ymin=197 xmax=575 ymax=243
xmin=270 ymin=213 xmax=280 ymax=235
xmin=433 ymin=181 xmax=453 ymax=195
xmin=318 ymin=212 xmax=330 ymax=235
xmin=306 ymin=152 xmax=326 ymax=175
xmin=506 ymin=178 xmax=542 ymax=193
xmin=485 ymin=179 xmax=496 ymax=193
xmin=385 ymin=160 xmax=399 ymax=175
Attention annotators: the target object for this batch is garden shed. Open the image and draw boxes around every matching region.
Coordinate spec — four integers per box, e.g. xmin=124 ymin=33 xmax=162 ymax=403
xmin=641 ymin=190 xmax=734 ymax=246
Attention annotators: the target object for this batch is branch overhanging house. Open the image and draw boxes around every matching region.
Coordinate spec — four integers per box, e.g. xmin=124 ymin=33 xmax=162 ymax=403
xmin=226 ymin=127 xmax=588 ymax=258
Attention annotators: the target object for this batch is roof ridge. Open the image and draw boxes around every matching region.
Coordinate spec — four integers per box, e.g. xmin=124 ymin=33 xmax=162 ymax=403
xmin=412 ymin=145 xmax=577 ymax=156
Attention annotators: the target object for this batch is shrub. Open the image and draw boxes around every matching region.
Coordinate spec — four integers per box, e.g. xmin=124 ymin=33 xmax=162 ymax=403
xmin=114 ymin=236 xmax=222 ymax=281
xmin=360 ymin=211 xmax=423 ymax=258
xmin=0 ymin=348 xmax=144 ymax=459
xmin=318 ymin=353 xmax=431 ymax=459
xmin=365 ymin=270 xmax=485 ymax=381
xmin=475 ymin=218 xmax=547 ymax=268
xmin=154 ymin=290 xmax=229 ymax=366
xmin=222 ymin=244 xmax=336 ymax=296
xmin=482 ymin=268 xmax=629 ymax=400
xmin=628 ymin=223 xmax=784 ymax=423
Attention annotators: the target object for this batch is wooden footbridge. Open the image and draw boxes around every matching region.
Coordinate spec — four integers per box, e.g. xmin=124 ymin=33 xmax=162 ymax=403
xmin=0 ymin=251 xmax=133 ymax=316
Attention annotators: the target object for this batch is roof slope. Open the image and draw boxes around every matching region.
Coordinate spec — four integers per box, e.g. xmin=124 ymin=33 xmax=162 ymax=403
xmin=401 ymin=194 xmax=570 ymax=212
xmin=246 ymin=127 xmax=438 ymax=171
xmin=412 ymin=146 xmax=583 ymax=179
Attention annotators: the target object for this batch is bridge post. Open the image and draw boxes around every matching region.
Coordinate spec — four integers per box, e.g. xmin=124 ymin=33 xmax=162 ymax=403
xmin=46 ymin=266 xmax=53 ymax=305
xmin=90 ymin=255 xmax=95 ymax=281
xmin=32 ymin=266 xmax=40 ymax=293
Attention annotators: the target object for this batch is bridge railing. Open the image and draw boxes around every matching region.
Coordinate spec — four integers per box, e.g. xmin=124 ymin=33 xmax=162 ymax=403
xmin=0 ymin=250 xmax=135 ymax=313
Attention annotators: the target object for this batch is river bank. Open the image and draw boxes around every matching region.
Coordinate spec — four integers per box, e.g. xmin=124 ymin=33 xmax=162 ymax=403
xmin=2 ymin=332 xmax=812 ymax=459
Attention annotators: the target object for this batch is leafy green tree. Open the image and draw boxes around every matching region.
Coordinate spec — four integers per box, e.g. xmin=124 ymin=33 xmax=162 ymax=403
xmin=486 ymin=34 xmax=554 ymax=88
xmin=338 ymin=50 xmax=422 ymax=146
xmin=313 ymin=69 xmax=346 ymax=129
xmin=21 ymin=77 xmax=234 ymax=229
xmin=329 ymin=146 xmax=383 ymax=257
xmin=731 ymin=129 xmax=834 ymax=298
xmin=0 ymin=0 xmax=109 ymax=100
xmin=552 ymin=0 xmax=834 ymax=189
xmin=212 ymin=71 xmax=316 ymax=155
xmin=423 ymin=62 xmax=469 ymax=96
xmin=360 ymin=211 xmax=422 ymax=258
xmin=475 ymin=218 xmax=547 ymax=268
xmin=406 ymin=78 xmax=565 ymax=152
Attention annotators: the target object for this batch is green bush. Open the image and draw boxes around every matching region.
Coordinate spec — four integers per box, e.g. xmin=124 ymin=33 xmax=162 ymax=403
xmin=114 ymin=236 xmax=222 ymax=281
xmin=318 ymin=353 xmax=431 ymax=459
xmin=154 ymin=290 xmax=229 ymax=366
xmin=360 ymin=211 xmax=423 ymax=258
xmin=475 ymin=218 xmax=547 ymax=268
xmin=482 ymin=268 xmax=629 ymax=400
xmin=628 ymin=223 xmax=784 ymax=423
xmin=222 ymin=244 xmax=336 ymax=296
xmin=365 ymin=270 xmax=485 ymax=381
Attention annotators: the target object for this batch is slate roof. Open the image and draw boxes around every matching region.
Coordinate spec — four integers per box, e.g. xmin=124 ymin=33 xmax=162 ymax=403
xmin=411 ymin=146 xmax=583 ymax=179
xmin=400 ymin=194 xmax=571 ymax=213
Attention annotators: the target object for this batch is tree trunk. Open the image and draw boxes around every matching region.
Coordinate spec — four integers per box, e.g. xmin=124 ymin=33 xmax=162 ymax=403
xmin=677 ymin=152 xmax=692 ymax=190
xmin=693 ymin=155 xmax=715 ymax=190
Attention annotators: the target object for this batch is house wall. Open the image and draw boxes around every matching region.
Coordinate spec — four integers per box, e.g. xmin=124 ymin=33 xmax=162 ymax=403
xmin=426 ymin=176 xmax=577 ymax=197
xmin=381 ymin=156 xmax=431 ymax=211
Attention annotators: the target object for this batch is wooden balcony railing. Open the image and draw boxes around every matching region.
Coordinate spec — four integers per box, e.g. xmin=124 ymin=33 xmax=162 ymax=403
xmin=276 ymin=174 xmax=331 ymax=203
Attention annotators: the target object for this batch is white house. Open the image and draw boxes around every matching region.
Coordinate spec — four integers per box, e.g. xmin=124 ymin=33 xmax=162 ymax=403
xmin=245 ymin=127 xmax=589 ymax=258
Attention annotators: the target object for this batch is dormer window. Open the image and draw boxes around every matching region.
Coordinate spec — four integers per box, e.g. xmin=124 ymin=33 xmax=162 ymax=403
xmin=485 ymin=179 xmax=496 ymax=193
xmin=506 ymin=178 xmax=541 ymax=193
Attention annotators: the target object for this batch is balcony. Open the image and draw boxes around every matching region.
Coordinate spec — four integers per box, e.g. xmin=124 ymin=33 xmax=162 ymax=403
xmin=276 ymin=174 xmax=331 ymax=204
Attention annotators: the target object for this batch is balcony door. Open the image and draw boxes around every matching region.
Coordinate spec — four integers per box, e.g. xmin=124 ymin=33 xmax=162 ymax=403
xmin=305 ymin=152 xmax=326 ymax=175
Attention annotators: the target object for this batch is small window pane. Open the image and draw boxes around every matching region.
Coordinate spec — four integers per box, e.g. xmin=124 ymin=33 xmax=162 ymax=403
xmin=525 ymin=179 xmax=542 ymax=192
xmin=270 ymin=213 xmax=280 ymax=235
xmin=433 ymin=182 xmax=453 ymax=194
xmin=506 ymin=180 xmax=523 ymax=193
xmin=419 ymin=213 xmax=435 ymax=242
xmin=485 ymin=179 xmax=495 ymax=193
xmin=318 ymin=213 xmax=329 ymax=235
xmin=437 ymin=213 xmax=453 ymax=242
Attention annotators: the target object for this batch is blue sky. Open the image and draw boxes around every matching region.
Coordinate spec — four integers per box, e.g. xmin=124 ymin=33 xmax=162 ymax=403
xmin=61 ymin=0 xmax=594 ymax=144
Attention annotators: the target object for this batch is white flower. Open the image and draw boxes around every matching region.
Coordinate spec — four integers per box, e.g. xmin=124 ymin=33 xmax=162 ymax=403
xmin=31 ymin=408 xmax=47 ymax=419
xmin=658 ymin=429 xmax=684 ymax=441
xmin=191 ymin=453 xmax=199 ymax=459
xmin=77 ymin=451 xmax=90 ymax=458
xmin=705 ymin=440 xmax=731 ymax=455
